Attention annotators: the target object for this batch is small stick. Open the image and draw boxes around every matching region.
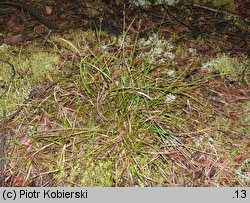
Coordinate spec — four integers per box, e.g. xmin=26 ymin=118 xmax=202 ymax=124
xmin=0 ymin=109 xmax=6 ymax=187
xmin=0 ymin=1 xmax=58 ymax=30
xmin=193 ymin=3 xmax=249 ymax=23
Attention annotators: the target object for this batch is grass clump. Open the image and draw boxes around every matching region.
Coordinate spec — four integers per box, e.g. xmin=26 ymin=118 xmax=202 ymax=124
xmin=3 ymin=28 xmax=249 ymax=187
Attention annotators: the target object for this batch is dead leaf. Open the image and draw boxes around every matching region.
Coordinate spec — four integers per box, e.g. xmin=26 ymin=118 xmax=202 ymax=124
xmin=4 ymin=34 xmax=29 ymax=45
xmin=16 ymin=68 xmax=27 ymax=78
xmin=19 ymin=135 xmax=33 ymax=148
xmin=234 ymin=0 xmax=247 ymax=8
xmin=12 ymin=173 xmax=26 ymax=187
xmin=45 ymin=6 xmax=53 ymax=16
xmin=234 ymin=155 xmax=247 ymax=165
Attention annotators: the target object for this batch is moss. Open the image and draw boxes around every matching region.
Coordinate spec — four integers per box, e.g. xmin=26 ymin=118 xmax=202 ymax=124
xmin=214 ymin=116 xmax=231 ymax=132
xmin=241 ymin=102 xmax=250 ymax=124
xmin=50 ymin=30 xmax=101 ymax=54
xmin=202 ymin=54 xmax=248 ymax=81
xmin=241 ymin=102 xmax=250 ymax=137
xmin=0 ymin=44 xmax=59 ymax=118
xmin=236 ymin=159 xmax=250 ymax=183
xmin=194 ymin=0 xmax=237 ymax=9
xmin=67 ymin=159 xmax=115 ymax=186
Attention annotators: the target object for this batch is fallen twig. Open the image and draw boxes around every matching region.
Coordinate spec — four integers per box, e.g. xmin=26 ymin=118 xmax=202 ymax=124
xmin=193 ymin=3 xmax=250 ymax=23
xmin=0 ymin=1 xmax=59 ymax=30
xmin=0 ymin=109 xmax=6 ymax=187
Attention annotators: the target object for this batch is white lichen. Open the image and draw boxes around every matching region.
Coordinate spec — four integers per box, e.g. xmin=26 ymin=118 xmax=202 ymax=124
xmin=131 ymin=0 xmax=179 ymax=7
xmin=188 ymin=48 xmax=197 ymax=53
xmin=118 ymin=35 xmax=132 ymax=47
xmin=236 ymin=160 xmax=250 ymax=183
xmin=137 ymin=33 xmax=175 ymax=64
xmin=165 ymin=93 xmax=176 ymax=104
xmin=101 ymin=44 xmax=108 ymax=51
xmin=166 ymin=70 xmax=176 ymax=77
xmin=0 ymin=44 xmax=10 ymax=52
xmin=163 ymin=51 xmax=175 ymax=59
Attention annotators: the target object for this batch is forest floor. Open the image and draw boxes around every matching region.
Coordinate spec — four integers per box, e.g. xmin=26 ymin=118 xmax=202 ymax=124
xmin=0 ymin=0 xmax=249 ymax=186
